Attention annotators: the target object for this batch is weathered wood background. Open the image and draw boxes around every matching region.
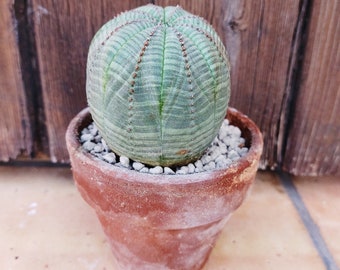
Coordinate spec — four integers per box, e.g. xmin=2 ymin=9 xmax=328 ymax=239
xmin=0 ymin=0 xmax=339 ymax=176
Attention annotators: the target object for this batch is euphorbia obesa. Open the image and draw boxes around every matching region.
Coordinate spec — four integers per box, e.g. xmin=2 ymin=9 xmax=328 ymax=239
xmin=86 ymin=4 xmax=230 ymax=167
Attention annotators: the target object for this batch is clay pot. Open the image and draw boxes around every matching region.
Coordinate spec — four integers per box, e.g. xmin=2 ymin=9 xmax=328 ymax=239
xmin=66 ymin=107 xmax=263 ymax=270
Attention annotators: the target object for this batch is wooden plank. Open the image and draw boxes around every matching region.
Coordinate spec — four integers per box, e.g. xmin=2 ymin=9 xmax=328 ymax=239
xmin=283 ymin=0 xmax=340 ymax=176
xmin=31 ymin=0 xmax=151 ymax=162
xmin=224 ymin=1 xmax=303 ymax=169
xmin=0 ymin=0 xmax=32 ymax=161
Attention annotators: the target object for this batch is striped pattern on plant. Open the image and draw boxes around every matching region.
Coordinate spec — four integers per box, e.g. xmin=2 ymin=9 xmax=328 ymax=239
xmin=86 ymin=4 xmax=231 ymax=167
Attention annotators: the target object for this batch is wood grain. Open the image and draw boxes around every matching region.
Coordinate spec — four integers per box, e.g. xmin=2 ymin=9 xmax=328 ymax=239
xmin=4 ymin=0 xmax=336 ymax=175
xmin=0 ymin=1 xmax=32 ymax=161
xmin=31 ymin=0 xmax=151 ymax=162
xmin=221 ymin=0 xmax=301 ymax=169
xmin=283 ymin=0 xmax=340 ymax=176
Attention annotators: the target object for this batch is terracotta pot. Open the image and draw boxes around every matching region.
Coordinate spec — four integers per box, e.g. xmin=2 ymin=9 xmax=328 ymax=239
xmin=66 ymin=107 xmax=263 ymax=270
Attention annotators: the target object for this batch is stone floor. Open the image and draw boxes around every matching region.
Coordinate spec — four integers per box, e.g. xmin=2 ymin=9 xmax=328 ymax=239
xmin=0 ymin=166 xmax=339 ymax=270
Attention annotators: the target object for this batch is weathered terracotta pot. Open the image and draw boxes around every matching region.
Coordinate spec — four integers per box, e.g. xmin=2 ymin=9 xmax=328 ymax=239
xmin=66 ymin=107 xmax=263 ymax=270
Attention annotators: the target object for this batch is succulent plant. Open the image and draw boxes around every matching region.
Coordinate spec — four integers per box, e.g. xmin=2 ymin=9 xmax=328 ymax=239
xmin=86 ymin=4 xmax=230 ymax=167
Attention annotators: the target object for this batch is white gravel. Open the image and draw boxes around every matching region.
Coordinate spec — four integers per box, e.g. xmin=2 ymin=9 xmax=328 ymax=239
xmin=80 ymin=119 xmax=249 ymax=174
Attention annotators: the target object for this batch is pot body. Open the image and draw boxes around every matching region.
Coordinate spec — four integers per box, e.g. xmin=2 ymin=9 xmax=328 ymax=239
xmin=66 ymin=107 xmax=263 ymax=270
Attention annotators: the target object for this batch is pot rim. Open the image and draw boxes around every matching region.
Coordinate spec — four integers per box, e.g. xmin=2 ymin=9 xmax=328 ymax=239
xmin=66 ymin=107 xmax=263 ymax=185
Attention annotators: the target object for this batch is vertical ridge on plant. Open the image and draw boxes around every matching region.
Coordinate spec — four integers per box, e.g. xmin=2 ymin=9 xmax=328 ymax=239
xmin=86 ymin=4 xmax=231 ymax=167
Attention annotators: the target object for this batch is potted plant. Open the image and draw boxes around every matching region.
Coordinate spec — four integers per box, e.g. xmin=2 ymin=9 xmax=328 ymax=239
xmin=66 ymin=4 xmax=263 ymax=270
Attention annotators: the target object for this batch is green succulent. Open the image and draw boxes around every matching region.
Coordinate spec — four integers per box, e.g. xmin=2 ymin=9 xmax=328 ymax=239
xmin=86 ymin=4 xmax=230 ymax=167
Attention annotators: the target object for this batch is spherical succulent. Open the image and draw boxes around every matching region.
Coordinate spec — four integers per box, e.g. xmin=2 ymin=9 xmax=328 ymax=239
xmin=86 ymin=4 xmax=230 ymax=167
